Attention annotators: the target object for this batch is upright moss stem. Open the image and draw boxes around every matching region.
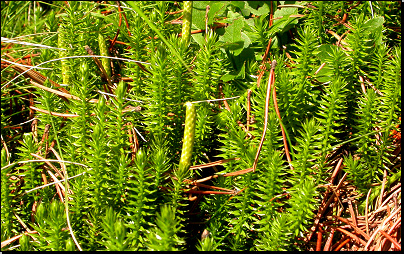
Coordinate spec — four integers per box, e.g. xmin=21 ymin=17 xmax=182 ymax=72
xmin=181 ymin=1 xmax=193 ymax=46
xmin=58 ymin=26 xmax=70 ymax=85
xmin=178 ymin=102 xmax=196 ymax=171
xmin=98 ymin=33 xmax=112 ymax=79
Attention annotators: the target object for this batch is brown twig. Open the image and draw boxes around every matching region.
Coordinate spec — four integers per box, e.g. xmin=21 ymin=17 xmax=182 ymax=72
xmin=365 ymin=206 xmax=401 ymax=250
xmin=333 ymin=236 xmax=351 ymax=251
xmin=378 ymin=169 xmax=388 ymax=208
xmin=252 ymin=60 xmax=277 ymax=172
xmin=223 ymin=167 xmax=253 ymax=177
xmin=316 ymin=227 xmax=323 ymax=251
xmin=189 ymin=158 xmax=240 ymax=170
xmin=0 ymin=231 xmax=39 ymax=249
xmin=256 ymin=2 xmax=275 ymax=88
xmin=218 ymin=83 xmax=231 ymax=112
xmin=109 ymin=1 xmax=122 ymax=52
xmin=185 ymin=190 xmax=235 ymax=195
xmin=323 ymin=227 xmax=335 ymax=251
xmin=84 ymin=45 xmax=114 ymax=94
xmin=348 ymin=199 xmax=357 ymax=228
xmin=305 ymin=172 xmax=348 ymax=242
xmin=330 ymin=157 xmax=344 ymax=184
xmin=335 ymin=227 xmax=368 ymax=246
xmin=365 ymin=188 xmax=371 ymax=236
xmin=314 ymin=62 xmax=326 ymax=75
xmin=334 ymin=215 xmax=370 ymax=240
xmin=272 ymin=66 xmax=293 ymax=169
xmin=30 ymin=153 xmax=65 ymax=200
xmin=7 ymin=64 xmax=71 ymax=103
xmin=379 ymin=229 xmax=401 ymax=250
xmin=30 ymin=106 xmax=79 ymax=118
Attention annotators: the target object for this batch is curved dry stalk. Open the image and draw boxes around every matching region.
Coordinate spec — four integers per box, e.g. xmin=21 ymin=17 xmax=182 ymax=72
xmin=365 ymin=206 xmax=401 ymax=250
xmin=334 ymin=215 xmax=370 ymax=240
xmin=30 ymin=153 xmax=65 ymax=189
xmin=30 ymin=106 xmax=80 ymax=118
xmin=365 ymin=189 xmax=372 ymax=235
xmin=272 ymin=69 xmax=293 ymax=169
xmin=379 ymin=229 xmax=401 ymax=250
xmin=252 ymin=60 xmax=276 ymax=172
xmin=189 ymin=157 xmax=240 ymax=170
xmin=0 ymin=231 xmax=39 ymax=249
xmin=30 ymin=81 xmax=98 ymax=103
xmin=336 ymin=227 xmax=368 ymax=246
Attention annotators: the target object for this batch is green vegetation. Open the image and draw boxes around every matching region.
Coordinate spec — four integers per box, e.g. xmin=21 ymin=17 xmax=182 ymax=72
xmin=1 ymin=1 xmax=401 ymax=251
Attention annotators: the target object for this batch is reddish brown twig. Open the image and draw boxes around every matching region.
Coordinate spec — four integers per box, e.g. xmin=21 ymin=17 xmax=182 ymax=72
xmin=271 ymin=66 xmax=293 ymax=169
xmin=336 ymin=227 xmax=368 ymax=246
xmin=252 ymin=60 xmax=276 ymax=172
xmin=316 ymin=226 xmax=323 ymax=251
xmin=323 ymin=227 xmax=335 ymax=251
xmin=0 ymin=231 xmax=39 ymax=249
xmin=109 ymin=1 xmax=123 ymax=52
xmin=334 ymin=216 xmax=371 ymax=240
xmin=379 ymin=229 xmax=401 ymax=250
xmin=223 ymin=167 xmax=253 ymax=177
xmin=333 ymin=236 xmax=351 ymax=251
xmin=256 ymin=2 xmax=275 ymax=88
xmin=189 ymin=158 xmax=240 ymax=170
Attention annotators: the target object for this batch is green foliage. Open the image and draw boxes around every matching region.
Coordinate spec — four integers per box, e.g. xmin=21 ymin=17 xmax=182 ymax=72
xmin=100 ymin=207 xmax=129 ymax=251
xmin=315 ymin=77 xmax=348 ymax=173
xmin=146 ymin=205 xmax=185 ymax=251
xmin=1 ymin=1 xmax=400 ymax=251
xmin=291 ymin=118 xmax=321 ymax=183
xmin=125 ymin=149 xmax=157 ymax=250
xmin=255 ymin=213 xmax=291 ymax=251
xmin=197 ymin=236 xmax=217 ymax=251
xmin=18 ymin=234 xmax=33 ymax=251
xmin=1 ymin=149 xmax=16 ymax=241
xmin=30 ymin=201 xmax=71 ymax=251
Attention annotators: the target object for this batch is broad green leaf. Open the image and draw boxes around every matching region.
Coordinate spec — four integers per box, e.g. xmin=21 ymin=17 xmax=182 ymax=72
xmin=223 ymin=18 xmax=243 ymax=42
xmin=273 ymin=5 xmax=298 ymax=18
xmin=272 ymin=7 xmax=300 ymax=34
xmin=222 ymin=18 xmax=245 ymax=55
xmin=208 ymin=2 xmax=227 ymax=25
xmin=192 ymin=1 xmax=211 ymax=29
xmin=228 ymin=1 xmax=244 ymax=10
xmin=244 ymin=2 xmax=270 ymax=16
xmin=221 ymin=61 xmax=245 ymax=82
xmin=363 ymin=16 xmax=384 ymax=33
xmin=241 ymin=32 xmax=251 ymax=48
xmin=363 ymin=16 xmax=385 ymax=46
xmin=191 ymin=32 xmax=205 ymax=47
xmin=226 ymin=9 xmax=244 ymax=21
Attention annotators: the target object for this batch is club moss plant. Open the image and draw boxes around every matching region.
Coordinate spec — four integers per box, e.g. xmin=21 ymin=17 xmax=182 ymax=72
xmin=1 ymin=1 xmax=401 ymax=251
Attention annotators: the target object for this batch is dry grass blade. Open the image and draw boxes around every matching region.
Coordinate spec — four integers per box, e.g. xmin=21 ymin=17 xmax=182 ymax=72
xmin=334 ymin=216 xmax=370 ymax=240
xmin=365 ymin=188 xmax=371 ymax=236
xmin=189 ymin=158 xmax=240 ymax=170
xmin=0 ymin=231 xmax=38 ymax=249
xmin=84 ymin=45 xmax=114 ymax=94
xmin=252 ymin=60 xmax=277 ymax=172
xmin=379 ymin=229 xmax=401 ymax=250
xmin=30 ymin=106 xmax=79 ymax=118
xmin=336 ymin=227 xmax=368 ymax=246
